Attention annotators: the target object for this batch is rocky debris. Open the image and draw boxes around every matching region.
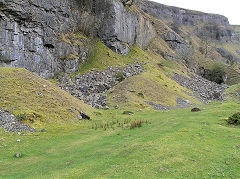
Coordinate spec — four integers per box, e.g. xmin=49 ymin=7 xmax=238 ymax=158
xmin=146 ymin=98 xmax=192 ymax=111
xmin=172 ymin=73 xmax=228 ymax=102
xmin=0 ymin=109 xmax=36 ymax=132
xmin=59 ymin=63 xmax=144 ymax=109
xmin=146 ymin=101 xmax=170 ymax=110
xmin=176 ymin=98 xmax=192 ymax=108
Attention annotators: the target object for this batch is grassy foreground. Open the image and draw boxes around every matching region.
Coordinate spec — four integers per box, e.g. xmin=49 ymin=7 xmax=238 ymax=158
xmin=1 ymin=102 xmax=240 ymax=178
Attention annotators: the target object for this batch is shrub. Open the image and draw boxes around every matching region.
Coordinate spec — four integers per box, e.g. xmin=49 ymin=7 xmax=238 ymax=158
xmin=209 ymin=64 xmax=226 ymax=84
xmin=227 ymin=112 xmax=240 ymax=125
xmin=115 ymin=72 xmax=125 ymax=82
xmin=137 ymin=92 xmax=144 ymax=98
xmin=202 ymin=63 xmax=226 ymax=84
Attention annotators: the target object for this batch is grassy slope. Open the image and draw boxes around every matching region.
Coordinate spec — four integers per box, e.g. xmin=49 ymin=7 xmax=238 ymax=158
xmin=0 ymin=67 xmax=94 ymax=127
xmin=78 ymin=39 xmax=199 ymax=109
xmin=1 ymin=5 xmax=240 ymax=178
xmin=1 ymin=101 xmax=240 ymax=178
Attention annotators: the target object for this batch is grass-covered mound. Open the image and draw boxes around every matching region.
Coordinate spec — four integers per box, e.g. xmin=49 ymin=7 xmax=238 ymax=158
xmin=0 ymin=67 xmax=93 ymax=127
xmin=225 ymin=82 xmax=240 ymax=102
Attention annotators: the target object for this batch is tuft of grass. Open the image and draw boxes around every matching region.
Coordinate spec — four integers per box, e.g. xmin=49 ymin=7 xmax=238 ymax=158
xmin=130 ymin=120 xmax=142 ymax=129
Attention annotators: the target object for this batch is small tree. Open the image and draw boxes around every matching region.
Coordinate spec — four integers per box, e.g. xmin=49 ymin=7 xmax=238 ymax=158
xmin=198 ymin=23 xmax=220 ymax=58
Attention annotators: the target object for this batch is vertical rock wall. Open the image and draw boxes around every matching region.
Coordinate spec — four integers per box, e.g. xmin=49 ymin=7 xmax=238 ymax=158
xmin=0 ymin=0 xmax=156 ymax=77
xmin=95 ymin=0 xmax=156 ymax=55
xmin=0 ymin=0 xmax=89 ymax=78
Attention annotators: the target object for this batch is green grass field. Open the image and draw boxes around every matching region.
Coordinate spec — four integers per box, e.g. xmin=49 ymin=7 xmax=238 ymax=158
xmin=1 ymin=34 xmax=240 ymax=178
xmin=1 ymin=101 xmax=240 ymax=178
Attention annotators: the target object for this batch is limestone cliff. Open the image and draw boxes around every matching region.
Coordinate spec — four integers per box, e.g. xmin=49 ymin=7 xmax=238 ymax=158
xmin=0 ymin=0 xmax=85 ymax=78
xmin=0 ymin=0 xmax=239 ymax=79
xmin=95 ymin=0 xmax=156 ymax=55
xmin=137 ymin=0 xmax=235 ymax=41
xmin=0 ymin=0 xmax=155 ymax=78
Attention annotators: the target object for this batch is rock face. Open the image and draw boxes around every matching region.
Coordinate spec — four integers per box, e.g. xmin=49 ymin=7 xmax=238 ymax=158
xmin=95 ymin=0 xmax=156 ymax=55
xmin=0 ymin=0 xmax=90 ymax=78
xmin=137 ymin=0 xmax=235 ymax=41
xmin=0 ymin=0 xmax=155 ymax=78
xmin=137 ymin=0 xmax=230 ymax=26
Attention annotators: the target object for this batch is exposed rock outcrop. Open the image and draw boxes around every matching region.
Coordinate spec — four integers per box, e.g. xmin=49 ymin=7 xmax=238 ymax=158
xmin=137 ymin=0 xmax=235 ymax=41
xmin=0 ymin=0 xmax=155 ymax=77
xmin=95 ymin=0 xmax=156 ymax=55
xmin=137 ymin=0 xmax=230 ymax=26
xmin=59 ymin=63 xmax=144 ymax=109
xmin=0 ymin=0 xmax=88 ymax=78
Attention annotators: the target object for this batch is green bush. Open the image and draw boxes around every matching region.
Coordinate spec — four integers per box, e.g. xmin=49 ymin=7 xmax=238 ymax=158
xmin=210 ymin=65 xmax=226 ymax=84
xmin=227 ymin=112 xmax=240 ymax=125
xmin=115 ymin=72 xmax=125 ymax=82
xmin=202 ymin=64 xmax=226 ymax=84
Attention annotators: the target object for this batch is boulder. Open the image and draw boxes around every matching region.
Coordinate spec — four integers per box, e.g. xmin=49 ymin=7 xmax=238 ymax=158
xmin=191 ymin=107 xmax=201 ymax=112
xmin=79 ymin=111 xmax=90 ymax=120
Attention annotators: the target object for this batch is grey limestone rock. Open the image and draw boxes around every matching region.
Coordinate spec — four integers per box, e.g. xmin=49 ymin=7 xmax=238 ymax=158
xmin=137 ymin=0 xmax=235 ymax=42
xmin=0 ymin=0 xmax=88 ymax=78
xmin=59 ymin=63 xmax=144 ymax=108
xmin=0 ymin=0 xmax=156 ymax=77
xmin=0 ymin=109 xmax=36 ymax=132
xmin=95 ymin=0 xmax=156 ymax=55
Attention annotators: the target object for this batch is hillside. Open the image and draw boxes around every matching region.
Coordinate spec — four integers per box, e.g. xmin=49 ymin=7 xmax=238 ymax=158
xmin=0 ymin=67 xmax=94 ymax=128
xmin=0 ymin=0 xmax=240 ymax=118
xmin=1 ymin=0 xmax=240 ymax=178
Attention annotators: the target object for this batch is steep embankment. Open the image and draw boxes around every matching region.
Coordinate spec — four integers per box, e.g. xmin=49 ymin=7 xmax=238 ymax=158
xmin=0 ymin=67 xmax=93 ymax=128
